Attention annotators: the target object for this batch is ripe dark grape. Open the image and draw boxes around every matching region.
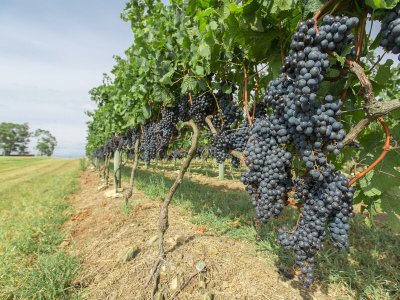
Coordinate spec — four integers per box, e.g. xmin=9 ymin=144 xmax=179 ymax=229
xmin=380 ymin=4 xmax=400 ymax=60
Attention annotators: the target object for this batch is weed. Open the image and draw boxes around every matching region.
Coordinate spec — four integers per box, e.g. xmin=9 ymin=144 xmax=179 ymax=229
xmin=79 ymin=158 xmax=88 ymax=171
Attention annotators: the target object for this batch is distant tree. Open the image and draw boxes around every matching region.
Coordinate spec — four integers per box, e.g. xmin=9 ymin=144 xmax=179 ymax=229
xmin=0 ymin=123 xmax=31 ymax=156
xmin=34 ymin=129 xmax=57 ymax=156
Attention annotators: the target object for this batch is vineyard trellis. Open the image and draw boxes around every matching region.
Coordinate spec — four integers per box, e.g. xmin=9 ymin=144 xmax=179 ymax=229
xmin=86 ymin=0 xmax=400 ymax=296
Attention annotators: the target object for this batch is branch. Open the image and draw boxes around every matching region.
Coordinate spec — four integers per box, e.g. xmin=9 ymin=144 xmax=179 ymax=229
xmin=347 ymin=61 xmax=375 ymax=108
xmin=343 ymin=99 xmax=398 ymax=146
xmin=343 ymin=62 xmax=400 ymax=145
xmin=313 ymin=0 xmax=335 ymax=32
xmin=146 ymin=120 xmax=199 ymax=292
xmin=242 ymin=62 xmax=253 ymax=126
xmin=343 ymin=118 xmax=370 ymax=146
xmin=355 ymin=16 xmax=366 ymax=63
xmin=252 ymin=65 xmax=259 ymax=120
xmin=347 ymin=117 xmax=391 ymax=186
xmin=205 ymin=115 xmax=217 ymax=134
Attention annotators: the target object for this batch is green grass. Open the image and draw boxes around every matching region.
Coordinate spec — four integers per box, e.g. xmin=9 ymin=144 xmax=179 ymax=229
xmin=0 ymin=157 xmax=81 ymax=299
xmin=141 ymin=159 xmax=246 ymax=180
xmin=0 ymin=156 xmax=48 ymax=173
xmin=121 ymin=163 xmax=400 ymax=300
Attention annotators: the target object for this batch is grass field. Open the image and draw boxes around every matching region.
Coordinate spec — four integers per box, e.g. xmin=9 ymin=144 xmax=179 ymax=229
xmin=0 ymin=157 xmax=80 ymax=299
xmin=120 ymin=161 xmax=400 ymax=300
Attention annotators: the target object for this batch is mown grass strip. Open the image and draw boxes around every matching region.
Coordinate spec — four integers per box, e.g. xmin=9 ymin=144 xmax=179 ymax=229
xmin=0 ymin=158 xmax=80 ymax=299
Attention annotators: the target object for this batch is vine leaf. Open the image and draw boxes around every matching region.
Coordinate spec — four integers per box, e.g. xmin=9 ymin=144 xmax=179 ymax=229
xmin=359 ymin=169 xmax=374 ymax=188
xmin=374 ymin=59 xmax=394 ymax=86
xmin=198 ymin=43 xmax=211 ymax=59
xmin=365 ymin=0 xmax=400 ymax=10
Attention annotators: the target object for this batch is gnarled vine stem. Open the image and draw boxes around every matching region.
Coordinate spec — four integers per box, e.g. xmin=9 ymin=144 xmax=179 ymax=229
xmin=146 ymin=120 xmax=199 ymax=296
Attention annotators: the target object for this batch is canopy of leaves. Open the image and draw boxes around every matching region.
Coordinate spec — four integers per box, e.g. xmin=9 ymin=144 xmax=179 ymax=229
xmin=34 ymin=129 xmax=57 ymax=157
xmin=86 ymin=0 xmax=400 ymax=227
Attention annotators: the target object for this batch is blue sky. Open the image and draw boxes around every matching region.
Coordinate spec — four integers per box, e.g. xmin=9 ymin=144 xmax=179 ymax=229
xmin=0 ymin=0 xmax=134 ymax=157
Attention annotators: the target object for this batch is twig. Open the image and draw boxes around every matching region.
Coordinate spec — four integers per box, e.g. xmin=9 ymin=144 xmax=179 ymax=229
xmin=242 ymin=62 xmax=253 ymax=126
xmin=313 ymin=0 xmax=335 ymax=32
xmin=252 ymin=65 xmax=259 ymax=121
xmin=169 ymin=270 xmax=203 ymax=300
xmin=356 ymin=16 xmax=366 ymax=62
xmin=347 ymin=117 xmax=391 ymax=186
xmin=367 ymin=53 xmax=386 ymax=73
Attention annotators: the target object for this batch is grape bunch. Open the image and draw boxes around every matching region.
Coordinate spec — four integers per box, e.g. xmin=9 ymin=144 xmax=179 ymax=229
xmin=177 ymin=94 xmax=190 ymax=122
xmin=140 ymin=122 xmax=158 ymax=164
xmin=242 ymin=15 xmax=358 ymax=285
xmin=209 ymin=92 xmax=246 ymax=163
xmin=156 ymin=108 xmax=178 ymax=158
xmin=241 ymin=117 xmax=293 ymax=222
xmin=214 ymin=91 xmax=242 ymax=129
xmin=189 ymin=93 xmax=215 ymax=125
xmin=380 ymin=3 xmax=400 ymax=60
xmin=210 ymin=131 xmax=230 ymax=163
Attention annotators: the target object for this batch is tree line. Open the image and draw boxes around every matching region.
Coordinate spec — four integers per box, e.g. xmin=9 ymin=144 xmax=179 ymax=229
xmin=0 ymin=123 xmax=57 ymax=156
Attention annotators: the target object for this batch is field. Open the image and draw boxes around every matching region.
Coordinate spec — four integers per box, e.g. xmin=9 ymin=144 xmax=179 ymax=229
xmin=0 ymin=157 xmax=399 ymax=299
xmin=0 ymin=157 xmax=80 ymax=299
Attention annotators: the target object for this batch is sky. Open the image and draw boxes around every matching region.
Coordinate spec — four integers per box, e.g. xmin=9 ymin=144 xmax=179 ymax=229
xmin=0 ymin=0 xmax=135 ymax=157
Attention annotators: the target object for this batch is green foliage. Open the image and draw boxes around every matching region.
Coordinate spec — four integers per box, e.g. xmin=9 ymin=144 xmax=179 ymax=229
xmin=0 ymin=122 xmax=30 ymax=156
xmin=34 ymin=129 xmax=57 ymax=157
xmin=79 ymin=158 xmax=88 ymax=171
xmin=86 ymin=0 xmax=400 ymax=224
xmin=365 ymin=0 xmax=400 ymax=10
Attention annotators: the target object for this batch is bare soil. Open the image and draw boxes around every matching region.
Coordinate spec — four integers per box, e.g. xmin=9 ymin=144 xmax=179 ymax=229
xmin=64 ymin=170 xmax=330 ymax=300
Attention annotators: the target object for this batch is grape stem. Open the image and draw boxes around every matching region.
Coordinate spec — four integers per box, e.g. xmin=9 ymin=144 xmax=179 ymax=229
xmin=355 ymin=15 xmax=366 ymax=63
xmin=313 ymin=0 xmax=336 ymax=32
xmin=242 ymin=62 xmax=253 ymax=126
xmin=347 ymin=117 xmax=391 ymax=187
xmin=252 ymin=65 xmax=259 ymax=120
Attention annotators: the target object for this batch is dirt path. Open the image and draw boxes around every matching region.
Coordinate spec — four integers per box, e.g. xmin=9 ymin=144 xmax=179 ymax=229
xmin=64 ymin=170 xmax=329 ymax=300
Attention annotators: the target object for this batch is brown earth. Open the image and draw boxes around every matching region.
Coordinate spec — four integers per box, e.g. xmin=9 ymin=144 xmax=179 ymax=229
xmin=63 ymin=170 xmax=331 ymax=300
